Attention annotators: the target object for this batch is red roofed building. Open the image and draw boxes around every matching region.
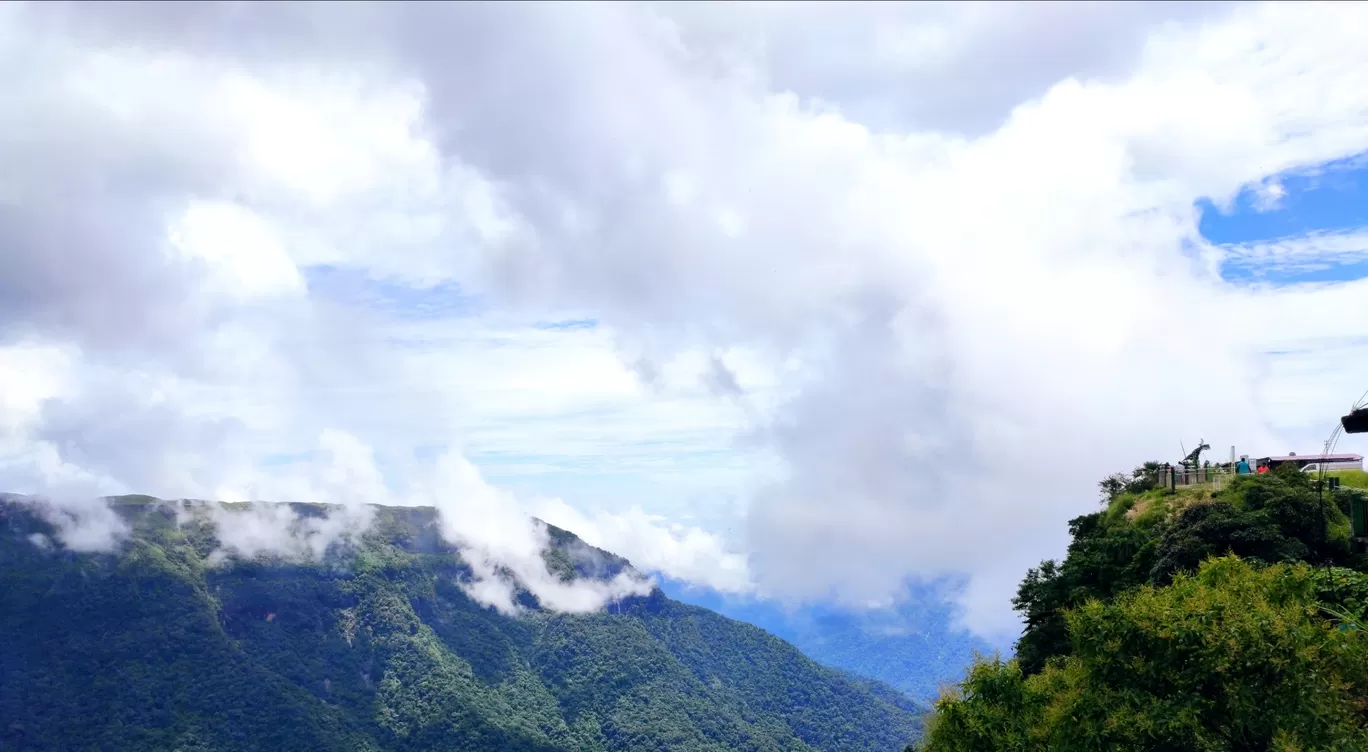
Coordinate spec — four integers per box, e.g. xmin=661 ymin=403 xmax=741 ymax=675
xmin=1256 ymin=453 xmax=1363 ymax=471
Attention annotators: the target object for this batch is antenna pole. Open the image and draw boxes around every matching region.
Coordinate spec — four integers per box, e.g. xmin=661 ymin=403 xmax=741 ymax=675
xmin=1316 ymin=424 xmax=1347 ymax=604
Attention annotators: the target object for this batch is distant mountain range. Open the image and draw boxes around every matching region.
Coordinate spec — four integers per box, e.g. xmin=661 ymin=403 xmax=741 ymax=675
xmin=659 ymin=579 xmax=993 ymax=701
xmin=0 ymin=496 xmax=925 ymax=752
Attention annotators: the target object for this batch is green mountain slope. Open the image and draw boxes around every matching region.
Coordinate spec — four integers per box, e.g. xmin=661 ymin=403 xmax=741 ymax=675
xmin=916 ymin=465 xmax=1368 ymax=751
xmin=0 ymin=496 xmax=923 ymax=752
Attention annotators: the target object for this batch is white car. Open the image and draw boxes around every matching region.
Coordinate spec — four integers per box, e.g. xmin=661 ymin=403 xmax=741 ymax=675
xmin=1302 ymin=462 xmax=1361 ymax=474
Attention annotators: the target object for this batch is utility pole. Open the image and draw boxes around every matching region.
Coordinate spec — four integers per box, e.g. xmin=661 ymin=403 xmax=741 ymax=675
xmin=1344 ymin=406 xmax=1368 ymax=549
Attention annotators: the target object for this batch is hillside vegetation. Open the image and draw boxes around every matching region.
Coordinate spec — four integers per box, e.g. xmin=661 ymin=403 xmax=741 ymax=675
xmin=1332 ymin=468 xmax=1368 ymax=490
xmin=660 ymin=577 xmax=992 ymax=701
xmin=0 ymin=496 xmax=923 ymax=752
xmin=916 ymin=464 xmax=1368 ymax=751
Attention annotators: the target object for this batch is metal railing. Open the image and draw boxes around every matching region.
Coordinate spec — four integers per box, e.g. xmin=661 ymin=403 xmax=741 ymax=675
xmin=1136 ymin=464 xmax=1363 ymax=495
xmin=1151 ymin=466 xmax=1235 ymax=492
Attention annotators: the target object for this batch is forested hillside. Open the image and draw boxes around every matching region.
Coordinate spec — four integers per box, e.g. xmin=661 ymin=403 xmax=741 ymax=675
xmin=0 ymin=496 xmax=923 ymax=752
xmin=917 ymin=465 xmax=1368 ymax=750
xmin=660 ymin=578 xmax=990 ymax=701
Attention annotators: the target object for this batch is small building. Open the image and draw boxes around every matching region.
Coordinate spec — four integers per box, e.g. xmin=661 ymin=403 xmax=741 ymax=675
xmin=1257 ymin=453 xmax=1364 ymax=472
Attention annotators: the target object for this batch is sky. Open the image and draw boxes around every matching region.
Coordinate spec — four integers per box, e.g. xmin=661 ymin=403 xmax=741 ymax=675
xmin=3 ymin=0 xmax=1368 ymax=643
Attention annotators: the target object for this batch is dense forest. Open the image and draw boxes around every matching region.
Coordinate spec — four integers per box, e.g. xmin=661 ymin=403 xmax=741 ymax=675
xmin=916 ymin=465 xmax=1368 ymax=751
xmin=0 ymin=496 xmax=923 ymax=752
xmin=660 ymin=576 xmax=990 ymax=701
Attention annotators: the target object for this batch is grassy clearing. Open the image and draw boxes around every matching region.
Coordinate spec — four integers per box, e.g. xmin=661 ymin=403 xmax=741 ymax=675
xmin=1331 ymin=470 xmax=1368 ymax=489
xmin=1106 ymin=486 xmax=1214 ymax=528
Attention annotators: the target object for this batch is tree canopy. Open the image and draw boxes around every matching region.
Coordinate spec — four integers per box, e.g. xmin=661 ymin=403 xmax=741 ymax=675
xmin=920 ymin=466 xmax=1368 ymax=751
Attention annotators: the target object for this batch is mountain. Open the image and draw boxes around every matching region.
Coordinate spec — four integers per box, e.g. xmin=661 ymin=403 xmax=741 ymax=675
xmin=916 ymin=465 xmax=1368 ymax=750
xmin=0 ymin=495 xmax=924 ymax=752
xmin=659 ymin=579 xmax=991 ymax=701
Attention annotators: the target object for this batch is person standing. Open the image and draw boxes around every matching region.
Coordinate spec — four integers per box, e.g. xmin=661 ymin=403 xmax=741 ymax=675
xmin=1236 ymin=457 xmax=1252 ymax=475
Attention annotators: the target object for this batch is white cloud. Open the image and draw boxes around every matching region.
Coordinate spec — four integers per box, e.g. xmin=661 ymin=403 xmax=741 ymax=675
xmin=1250 ymin=178 xmax=1288 ymax=212
xmin=169 ymin=200 xmax=304 ymax=298
xmin=534 ymin=497 xmax=753 ymax=595
xmin=198 ymin=501 xmax=373 ymax=565
xmin=4 ymin=1 xmax=1368 ymax=640
xmin=397 ymin=449 xmax=654 ymax=615
xmin=185 ymin=430 xmax=655 ymax=615
xmin=0 ymin=343 xmax=75 ymax=445
xmin=1221 ymin=228 xmax=1368 ymax=278
xmin=32 ymin=495 xmax=129 ymax=552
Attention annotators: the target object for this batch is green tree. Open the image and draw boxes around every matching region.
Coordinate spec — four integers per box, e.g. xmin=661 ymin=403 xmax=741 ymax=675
xmin=1016 ymin=468 xmax=1358 ymax=676
xmin=1011 ymin=513 xmax=1151 ymax=674
xmin=918 ymin=659 xmax=1042 ymax=752
xmin=925 ymin=557 xmax=1368 ymax=751
xmin=1147 ymin=500 xmax=1297 ymax=584
xmin=1098 ymin=462 xmax=1164 ymax=503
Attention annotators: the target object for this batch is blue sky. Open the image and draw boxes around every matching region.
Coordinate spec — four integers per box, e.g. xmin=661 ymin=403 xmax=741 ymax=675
xmin=1207 ymin=155 xmax=1368 ymax=285
xmin=304 ymin=265 xmax=483 ymax=320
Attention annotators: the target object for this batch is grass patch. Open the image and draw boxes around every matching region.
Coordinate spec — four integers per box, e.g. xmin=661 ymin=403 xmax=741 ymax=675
xmin=1331 ymin=469 xmax=1368 ymax=490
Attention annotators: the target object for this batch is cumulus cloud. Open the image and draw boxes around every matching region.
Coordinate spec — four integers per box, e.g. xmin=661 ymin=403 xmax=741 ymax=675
xmin=8 ymin=426 xmax=654 ymax=615
xmin=534 ymin=496 xmax=753 ymax=595
xmin=3 ymin=1 xmax=1368 ymax=640
xmin=204 ymin=429 xmax=658 ymax=614
xmin=658 ymin=2 xmax=1246 ymax=139
xmin=199 ymin=440 xmax=654 ymax=615
xmin=396 ymin=450 xmax=651 ymax=614
xmin=25 ymin=492 xmax=130 ymax=553
xmin=192 ymin=501 xmax=371 ymax=565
